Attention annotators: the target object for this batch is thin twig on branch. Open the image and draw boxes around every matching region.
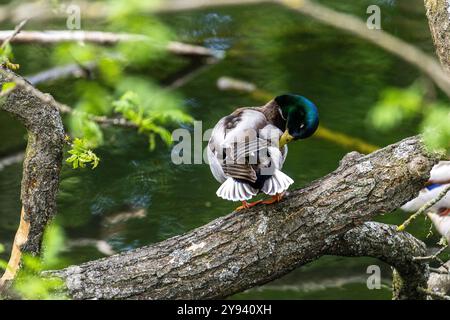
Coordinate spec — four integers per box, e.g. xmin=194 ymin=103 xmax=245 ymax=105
xmin=413 ymin=245 xmax=448 ymax=261
xmin=0 ymin=30 xmax=218 ymax=58
xmin=397 ymin=185 xmax=450 ymax=231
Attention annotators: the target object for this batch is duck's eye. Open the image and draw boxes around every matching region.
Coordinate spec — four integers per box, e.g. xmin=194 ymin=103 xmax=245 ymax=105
xmin=300 ymin=123 xmax=305 ymax=129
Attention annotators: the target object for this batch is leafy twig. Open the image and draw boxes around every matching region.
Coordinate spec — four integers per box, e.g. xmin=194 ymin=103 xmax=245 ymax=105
xmin=65 ymin=137 xmax=100 ymax=169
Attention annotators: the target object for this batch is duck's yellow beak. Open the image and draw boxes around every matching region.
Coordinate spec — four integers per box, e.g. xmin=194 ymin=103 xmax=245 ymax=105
xmin=279 ymin=130 xmax=294 ymax=148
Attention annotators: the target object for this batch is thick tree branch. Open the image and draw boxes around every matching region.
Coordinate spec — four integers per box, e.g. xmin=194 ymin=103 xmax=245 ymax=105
xmin=424 ymin=0 xmax=450 ymax=73
xmin=47 ymin=138 xmax=439 ymax=299
xmin=0 ymin=67 xmax=65 ymax=287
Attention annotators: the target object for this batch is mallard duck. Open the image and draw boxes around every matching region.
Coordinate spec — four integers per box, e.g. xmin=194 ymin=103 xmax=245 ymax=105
xmin=401 ymin=161 xmax=450 ymax=241
xmin=207 ymin=94 xmax=319 ymax=210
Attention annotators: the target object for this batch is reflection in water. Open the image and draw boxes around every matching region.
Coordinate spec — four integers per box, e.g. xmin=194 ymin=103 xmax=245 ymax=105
xmin=0 ymin=0 xmax=440 ymax=299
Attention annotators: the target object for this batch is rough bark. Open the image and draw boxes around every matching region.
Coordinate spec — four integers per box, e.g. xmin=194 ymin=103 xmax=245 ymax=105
xmin=424 ymin=0 xmax=450 ymax=73
xmin=326 ymin=222 xmax=428 ymax=300
xmin=0 ymin=69 xmax=64 ymax=257
xmin=48 ymin=138 xmax=438 ymax=299
xmin=0 ymin=0 xmax=448 ymax=301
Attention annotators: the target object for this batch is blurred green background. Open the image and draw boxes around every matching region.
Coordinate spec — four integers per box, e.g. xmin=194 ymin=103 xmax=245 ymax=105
xmin=0 ymin=0 xmax=447 ymax=299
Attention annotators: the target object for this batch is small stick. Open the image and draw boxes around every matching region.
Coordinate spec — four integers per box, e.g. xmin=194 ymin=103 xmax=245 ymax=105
xmin=429 ymin=267 xmax=450 ymax=275
xmin=413 ymin=245 xmax=448 ymax=261
xmin=0 ymin=19 xmax=27 ymax=50
xmin=397 ymin=185 xmax=450 ymax=232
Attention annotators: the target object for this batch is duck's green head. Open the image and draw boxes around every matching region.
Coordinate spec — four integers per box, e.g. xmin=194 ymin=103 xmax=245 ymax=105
xmin=275 ymin=94 xmax=319 ymax=147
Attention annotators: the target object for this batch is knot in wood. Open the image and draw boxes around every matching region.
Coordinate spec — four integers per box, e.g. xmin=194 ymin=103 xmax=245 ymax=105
xmin=407 ymin=155 xmax=431 ymax=178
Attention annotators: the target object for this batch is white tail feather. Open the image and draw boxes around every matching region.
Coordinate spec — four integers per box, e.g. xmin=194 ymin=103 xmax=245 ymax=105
xmin=261 ymin=170 xmax=294 ymax=196
xmin=216 ymin=178 xmax=258 ymax=201
xmin=427 ymin=212 xmax=450 ymax=242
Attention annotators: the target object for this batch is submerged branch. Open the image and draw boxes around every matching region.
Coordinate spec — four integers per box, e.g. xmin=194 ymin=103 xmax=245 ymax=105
xmin=0 ymin=30 xmax=217 ymax=58
xmin=47 ymin=137 xmax=439 ymax=299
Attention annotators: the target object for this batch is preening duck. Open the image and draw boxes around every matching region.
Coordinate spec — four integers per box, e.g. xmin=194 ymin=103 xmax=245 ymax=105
xmin=401 ymin=161 xmax=450 ymax=241
xmin=207 ymin=94 xmax=319 ymax=210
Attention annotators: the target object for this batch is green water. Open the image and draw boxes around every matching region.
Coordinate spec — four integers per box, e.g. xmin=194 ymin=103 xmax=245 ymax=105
xmin=0 ymin=0 xmax=444 ymax=299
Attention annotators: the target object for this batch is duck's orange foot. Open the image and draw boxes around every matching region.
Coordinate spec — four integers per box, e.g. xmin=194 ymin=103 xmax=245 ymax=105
xmin=235 ymin=200 xmax=263 ymax=211
xmin=261 ymin=193 xmax=284 ymax=205
xmin=439 ymin=208 xmax=450 ymax=216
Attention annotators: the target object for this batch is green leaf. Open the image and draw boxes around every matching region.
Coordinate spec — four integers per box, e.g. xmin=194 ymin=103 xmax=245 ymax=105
xmin=22 ymin=255 xmax=43 ymax=273
xmin=368 ymin=84 xmax=424 ymax=131
xmin=113 ymin=85 xmax=192 ymax=149
xmin=65 ymin=138 xmax=101 ymax=170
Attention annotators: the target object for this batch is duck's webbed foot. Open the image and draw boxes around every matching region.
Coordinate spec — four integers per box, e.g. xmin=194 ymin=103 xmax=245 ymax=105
xmin=235 ymin=200 xmax=263 ymax=211
xmin=262 ymin=193 xmax=284 ymax=205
